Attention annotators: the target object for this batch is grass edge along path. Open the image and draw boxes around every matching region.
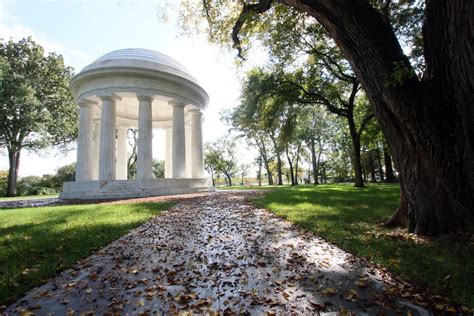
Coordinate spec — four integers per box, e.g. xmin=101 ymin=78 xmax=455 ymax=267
xmin=250 ymin=184 xmax=474 ymax=308
xmin=0 ymin=201 xmax=174 ymax=306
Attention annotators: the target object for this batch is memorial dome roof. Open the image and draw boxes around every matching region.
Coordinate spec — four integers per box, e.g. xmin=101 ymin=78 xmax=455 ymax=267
xmin=79 ymin=48 xmax=197 ymax=83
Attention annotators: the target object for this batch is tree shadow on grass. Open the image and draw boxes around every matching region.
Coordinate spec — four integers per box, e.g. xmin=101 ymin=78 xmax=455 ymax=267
xmin=251 ymin=185 xmax=474 ymax=307
xmin=0 ymin=202 xmax=173 ymax=306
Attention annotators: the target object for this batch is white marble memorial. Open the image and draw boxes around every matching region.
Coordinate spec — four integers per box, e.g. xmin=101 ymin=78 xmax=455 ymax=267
xmin=60 ymin=48 xmax=210 ymax=200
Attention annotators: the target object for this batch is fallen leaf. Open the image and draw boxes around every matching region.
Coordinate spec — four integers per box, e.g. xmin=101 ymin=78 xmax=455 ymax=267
xmin=322 ymin=288 xmax=336 ymax=296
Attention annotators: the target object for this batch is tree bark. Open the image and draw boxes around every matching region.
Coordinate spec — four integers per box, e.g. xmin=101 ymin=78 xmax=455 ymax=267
xmin=270 ymin=136 xmax=283 ymax=185
xmin=226 ymin=174 xmax=232 ymax=186
xmin=383 ymin=143 xmax=397 ymax=183
xmin=210 ymin=170 xmax=215 ymax=187
xmin=280 ymin=0 xmax=474 ymax=234
xmin=310 ymin=138 xmax=319 ymax=184
xmin=285 ymin=145 xmax=296 ymax=185
xmin=376 ymin=146 xmax=384 ymax=182
xmin=294 ymin=157 xmax=299 ymax=185
xmin=347 ymin=115 xmax=365 ymax=187
xmin=6 ymin=147 xmax=21 ymax=197
xmin=369 ymin=150 xmax=377 ymax=183
xmin=257 ymin=140 xmax=273 ymax=185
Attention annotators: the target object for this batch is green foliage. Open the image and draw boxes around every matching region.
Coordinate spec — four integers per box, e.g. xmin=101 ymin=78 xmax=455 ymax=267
xmin=2 ymin=163 xmax=75 ymax=196
xmin=0 ymin=37 xmax=77 ymax=150
xmin=386 ymin=60 xmax=416 ymax=87
xmin=204 ymin=135 xmax=239 ymax=185
xmin=0 ymin=37 xmax=77 ymax=195
xmin=253 ymin=184 xmax=474 ymax=306
xmin=0 ymin=201 xmax=173 ymax=305
xmin=0 ymin=170 xmax=7 ymax=196
xmin=16 ymin=176 xmax=48 ymax=196
xmin=153 ymin=159 xmax=165 ymax=178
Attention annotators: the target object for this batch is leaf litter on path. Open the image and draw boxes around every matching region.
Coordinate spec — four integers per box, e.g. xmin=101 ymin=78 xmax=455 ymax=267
xmin=5 ymin=191 xmax=446 ymax=315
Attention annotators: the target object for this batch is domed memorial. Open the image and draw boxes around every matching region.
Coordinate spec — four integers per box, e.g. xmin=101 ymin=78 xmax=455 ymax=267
xmin=60 ymin=48 xmax=211 ymax=199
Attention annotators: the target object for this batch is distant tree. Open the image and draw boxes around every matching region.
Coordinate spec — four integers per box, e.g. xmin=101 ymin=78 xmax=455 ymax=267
xmin=0 ymin=37 xmax=77 ymax=196
xmin=204 ymin=143 xmax=219 ymax=186
xmin=153 ymin=160 xmax=165 ymax=178
xmin=127 ymin=129 xmax=138 ymax=179
xmin=205 ymin=135 xmax=239 ymax=186
xmin=51 ymin=163 xmax=75 ymax=190
xmin=16 ymin=175 xmax=55 ymax=196
xmin=239 ymin=163 xmax=251 ymax=185
xmin=0 ymin=170 xmax=8 ymax=196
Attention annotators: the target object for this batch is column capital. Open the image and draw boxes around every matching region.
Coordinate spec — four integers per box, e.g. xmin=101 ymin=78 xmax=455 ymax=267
xmin=98 ymin=93 xmax=121 ymax=102
xmin=169 ymin=99 xmax=186 ymax=108
xmin=187 ymin=108 xmax=203 ymax=116
xmin=137 ymin=94 xmax=154 ymax=102
xmin=77 ymin=99 xmax=97 ymax=109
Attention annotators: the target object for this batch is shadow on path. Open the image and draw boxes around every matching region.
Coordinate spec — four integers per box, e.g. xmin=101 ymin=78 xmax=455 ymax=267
xmin=6 ymin=191 xmax=432 ymax=315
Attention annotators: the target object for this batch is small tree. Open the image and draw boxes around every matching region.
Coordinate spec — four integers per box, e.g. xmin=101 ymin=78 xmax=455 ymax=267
xmin=204 ymin=143 xmax=220 ymax=186
xmin=239 ymin=163 xmax=251 ymax=185
xmin=127 ymin=129 xmax=138 ymax=179
xmin=204 ymin=135 xmax=239 ymax=186
xmin=0 ymin=37 xmax=77 ymax=196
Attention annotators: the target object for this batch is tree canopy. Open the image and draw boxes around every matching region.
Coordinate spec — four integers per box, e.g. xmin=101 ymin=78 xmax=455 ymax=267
xmin=178 ymin=0 xmax=474 ymax=236
xmin=0 ymin=37 xmax=77 ymax=196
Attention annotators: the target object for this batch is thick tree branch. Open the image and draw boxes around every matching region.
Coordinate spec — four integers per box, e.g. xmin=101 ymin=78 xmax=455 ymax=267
xmin=232 ymin=0 xmax=274 ymax=59
xmin=357 ymin=113 xmax=375 ymax=136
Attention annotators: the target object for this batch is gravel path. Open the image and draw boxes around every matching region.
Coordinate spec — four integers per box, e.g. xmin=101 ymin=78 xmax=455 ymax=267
xmin=6 ymin=191 xmax=431 ymax=315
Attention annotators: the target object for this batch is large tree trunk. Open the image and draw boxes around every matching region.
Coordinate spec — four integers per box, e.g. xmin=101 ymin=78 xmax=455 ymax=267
xmin=376 ymin=146 xmax=384 ymax=182
xmin=369 ymin=150 xmax=377 ymax=183
xmin=285 ymin=146 xmax=296 ymax=185
xmin=283 ymin=0 xmax=474 ymax=235
xmin=258 ymin=142 xmax=273 ymax=185
xmin=383 ymin=143 xmax=397 ymax=182
xmin=258 ymin=157 xmax=262 ymax=186
xmin=6 ymin=147 xmax=21 ymax=197
xmin=264 ymin=158 xmax=273 ymax=185
xmin=310 ymin=139 xmax=319 ymax=184
xmin=347 ymin=116 xmax=365 ymax=187
xmin=294 ymin=157 xmax=299 ymax=185
xmin=270 ymin=136 xmax=283 ymax=185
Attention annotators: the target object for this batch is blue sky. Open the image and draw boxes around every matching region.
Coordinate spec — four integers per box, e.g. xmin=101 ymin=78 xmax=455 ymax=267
xmin=1 ymin=0 xmax=255 ymax=176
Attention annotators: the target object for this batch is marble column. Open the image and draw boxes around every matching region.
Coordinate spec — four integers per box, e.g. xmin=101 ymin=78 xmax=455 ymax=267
xmin=116 ymin=126 xmax=128 ymax=180
xmin=189 ymin=109 xmax=204 ymax=178
xmin=137 ymin=95 xmax=154 ymax=180
xmin=164 ymin=128 xmax=172 ymax=178
xmin=170 ymin=100 xmax=186 ymax=178
xmin=92 ymin=119 xmax=101 ymax=180
xmin=99 ymin=95 xmax=119 ymax=181
xmin=76 ymin=100 xmax=95 ymax=181
xmin=185 ymin=124 xmax=192 ymax=178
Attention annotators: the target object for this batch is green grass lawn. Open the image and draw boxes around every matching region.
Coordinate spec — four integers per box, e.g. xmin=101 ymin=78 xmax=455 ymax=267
xmin=250 ymin=184 xmax=474 ymax=307
xmin=0 ymin=194 xmax=59 ymax=201
xmin=0 ymin=201 xmax=173 ymax=306
xmin=217 ymin=184 xmax=275 ymax=190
